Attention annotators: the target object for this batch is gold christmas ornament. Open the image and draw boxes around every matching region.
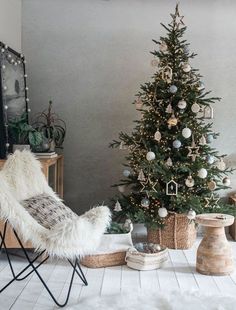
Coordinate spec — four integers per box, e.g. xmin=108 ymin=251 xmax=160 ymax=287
xmin=167 ymin=114 xmax=178 ymax=129
xmin=208 ymin=179 xmax=217 ymax=191
xmin=182 ymin=63 xmax=191 ymax=73
xmin=161 ymin=66 xmax=173 ymax=83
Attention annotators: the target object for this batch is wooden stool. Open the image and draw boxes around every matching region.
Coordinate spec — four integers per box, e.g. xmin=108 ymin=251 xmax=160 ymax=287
xmin=196 ymin=213 xmax=234 ymax=276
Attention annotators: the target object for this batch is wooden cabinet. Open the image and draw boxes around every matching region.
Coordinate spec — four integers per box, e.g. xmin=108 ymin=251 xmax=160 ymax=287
xmin=0 ymin=155 xmax=64 ymax=248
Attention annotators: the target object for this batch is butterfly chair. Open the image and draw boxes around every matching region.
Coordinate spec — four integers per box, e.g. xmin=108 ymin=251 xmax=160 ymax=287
xmin=0 ymin=150 xmax=111 ymax=307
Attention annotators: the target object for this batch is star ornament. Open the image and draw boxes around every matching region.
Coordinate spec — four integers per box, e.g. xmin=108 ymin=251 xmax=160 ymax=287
xmin=140 ymin=176 xmax=157 ymax=193
xmin=204 ymin=194 xmax=220 ymax=209
xmin=171 ymin=5 xmax=184 ymax=29
xmin=187 ymin=138 xmax=200 ymax=162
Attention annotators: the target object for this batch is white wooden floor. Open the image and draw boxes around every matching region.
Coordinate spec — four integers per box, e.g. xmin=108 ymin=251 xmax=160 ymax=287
xmin=0 ymin=238 xmax=236 ymax=309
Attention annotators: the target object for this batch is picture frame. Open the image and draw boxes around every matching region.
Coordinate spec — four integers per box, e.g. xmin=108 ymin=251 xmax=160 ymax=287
xmin=0 ymin=42 xmax=29 ymax=159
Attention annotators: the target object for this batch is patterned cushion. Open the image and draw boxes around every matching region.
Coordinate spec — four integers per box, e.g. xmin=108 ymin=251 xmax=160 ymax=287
xmin=21 ymin=194 xmax=77 ymax=229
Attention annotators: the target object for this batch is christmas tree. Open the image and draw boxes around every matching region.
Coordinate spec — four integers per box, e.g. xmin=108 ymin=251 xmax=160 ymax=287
xmin=110 ymin=5 xmax=235 ymax=228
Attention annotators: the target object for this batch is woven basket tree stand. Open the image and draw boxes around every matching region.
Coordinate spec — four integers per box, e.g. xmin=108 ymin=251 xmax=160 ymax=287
xmin=147 ymin=213 xmax=196 ymax=249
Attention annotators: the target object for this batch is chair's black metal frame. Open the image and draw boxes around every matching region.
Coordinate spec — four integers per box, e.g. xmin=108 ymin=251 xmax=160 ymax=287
xmin=0 ymin=221 xmax=88 ymax=307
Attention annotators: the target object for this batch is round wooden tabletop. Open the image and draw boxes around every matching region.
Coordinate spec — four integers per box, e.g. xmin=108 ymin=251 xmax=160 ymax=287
xmin=196 ymin=213 xmax=234 ymax=228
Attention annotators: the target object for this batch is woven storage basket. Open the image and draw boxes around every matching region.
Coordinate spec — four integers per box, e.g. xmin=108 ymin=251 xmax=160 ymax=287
xmin=147 ymin=213 xmax=196 ymax=249
xmin=126 ymin=246 xmax=168 ymax=271
xmin=81 ymin=222 xmax=133 ymax=268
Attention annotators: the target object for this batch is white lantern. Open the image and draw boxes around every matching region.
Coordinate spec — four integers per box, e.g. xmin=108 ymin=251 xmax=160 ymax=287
xmin=158 ymin=207 xmax=168 ymax=218
xmin=146 ymin=151 xmax=156 ymax=161
xmin=197 ymin=168 xmax=208 ymax=179
xmin=182 ymin=127 xmax=192 ymax=139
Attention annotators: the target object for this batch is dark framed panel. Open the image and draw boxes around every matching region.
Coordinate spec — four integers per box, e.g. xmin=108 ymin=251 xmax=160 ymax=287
xmin=0 ymin=42 xmax=29 ymax=159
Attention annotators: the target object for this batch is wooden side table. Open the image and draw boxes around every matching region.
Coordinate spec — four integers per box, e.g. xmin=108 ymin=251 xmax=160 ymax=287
xmin=196 ymin=213 xmax=234 ymax=276
xmin=0 ymin=154 xmax=64 ymax=248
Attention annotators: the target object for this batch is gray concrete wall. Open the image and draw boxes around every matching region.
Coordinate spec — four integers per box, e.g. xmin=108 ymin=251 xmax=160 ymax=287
xmin=22 ymin=0 xmax=236 ymax=213
xmin=0 ymin=0 xmax=22 ymax=51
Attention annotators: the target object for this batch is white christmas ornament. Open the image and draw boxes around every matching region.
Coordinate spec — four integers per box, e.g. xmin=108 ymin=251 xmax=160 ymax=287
xmin=146 ymin=151 xmax=156 ymax=161
xmin=154 ymin=130 xmax=162 ymax=142
xmin=123 ymin=170 xmax=131 ymax=177
xmin=199 ymin=135 xmax=206 ymax=146
xmin=198 ymin=168 xmax=208 ymax=179
xmin=223 ymin=177 xmax=231 ymax=186
xmin=185 ymin=175 xmax=195 ymax=188
xmin=135 ymin=97 xmax=143 ymax=109
xmin=118 ymin=185 xmax=126 ymax=193
xmin=158 ymin=207 xmax=168 ymax=218
xmin=173 ymin=139 xmax=181 ymax=149
xmin=182 ymin=63 xmax=191 ymax=73
xmin=182 ymin=127 xmax=192 ymax=139
xmin=187 ymin=209 xmax=196 ymax=220
xmin=216 ymin=158 xmax=226 ymax=171
xmin=206 ymin=155 xmax=215 ymax=164
xmin=178 ymin=99 xmax=187 ymax=109
xmin=114 ymin=200 xmax=122 ymax=212
xmin=191 ymin=103 xmax=200 ymax=113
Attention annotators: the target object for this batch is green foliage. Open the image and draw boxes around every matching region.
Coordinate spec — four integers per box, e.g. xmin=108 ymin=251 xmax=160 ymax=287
xmin=106 ymin=222 xmax=130 ymax=234
xmin=33 ymin=100 xmax=66 ymax=149
xmin=9 ymin=113 xmax=43 ymax=147
xmin=109 ymin=5 xmax=235 ymax=228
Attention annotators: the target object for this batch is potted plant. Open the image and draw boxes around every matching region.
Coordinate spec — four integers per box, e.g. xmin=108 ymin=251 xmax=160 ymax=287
xmin=33 ymin=100 xmax=66 ymax=152
xmin=9 ymin=113 xmax=43 ymax=152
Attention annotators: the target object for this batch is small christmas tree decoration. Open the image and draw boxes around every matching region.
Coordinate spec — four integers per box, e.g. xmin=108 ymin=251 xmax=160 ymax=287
xmin=204 ymin=194 xmax=220 ymax=208
xmin=167 ymin=114 xmax=178 ymax=128
xmin=161 ymin=66 xmax=172 ymax=83
xmin=118 ymin=185 xmax=126 ymax=193
xmin=216 ymin=158 xmax=226 ymax=171
xmin=169 ymin=85 xmax=178 ymax=94
xmin=191 ymin=102 xmax=201 ymax=113
xmin=141 ymin=198 xmax=150 ymax=208
xmin=182 ymin=63 xmax=191 ymax=73
xmin=187 ymin=137 xmax=200 ymax=161
xmin=138 ymin=169 xmax=146 ymax=181
xmin=114 ymin=200 xmax=122 ymax=212
xmin=185 ymin=175 xmax=195 ymax=188
xmin=119 ymin=141 xmax=127 ymax=150
xmin=199 ymin=135 xmax=207 ymax=146
xmin=150 ymin=58 xmax=159 ymax=67
xmin=198 ymin=168 xmax=208 ymax=179
xmin=154 ymin=130 xmax=162 ymax=142
xmin=158 ymin=207 xmax=168 ymax=218
xmin=135 ymin=97 xmax=143 ymax=109
xmin=223 ymin=177 xmax=231 ymax=186
xmin=178 ymin=99 xmax=187 ymax=109
xmin=187 ymin=209 xmax=196 ymax=220
xmin=146 ymin=151 xmax=156 ymax=161
xmin=159 ymin=41 xmax=168 ymax=52
xmin=165 ymin=103 xmax=173 ymax=113
xmin=182 ymin=127 xmax=192 ymax=139
xmin=166 ymin=180 xmax=178 ymax=195
xmin=206 ymin=155 xmax=215 ymax=164
xmin=206 ymin=134 xmax=213 ymax=143
xmin=123 ymin=169 xmax=131 ymax=177
xmin=204 ymin=105 xmax=214 ymax=119
xmin=208 ymin=179 xmax=217 ymax=191
xmin=166 ymin=157 xmax=173 ymax=167
xmin=173 ymin=139 xmax=181 ymax=149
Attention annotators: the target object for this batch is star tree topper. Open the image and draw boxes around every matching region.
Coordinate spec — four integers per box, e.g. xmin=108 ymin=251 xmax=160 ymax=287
xmin=171 ymin=4 xmax=184 ymax=29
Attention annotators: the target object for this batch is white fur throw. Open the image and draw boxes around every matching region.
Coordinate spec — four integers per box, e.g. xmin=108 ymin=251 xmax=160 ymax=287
xmin=0 ymin=150 xmax=111 ymax=258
